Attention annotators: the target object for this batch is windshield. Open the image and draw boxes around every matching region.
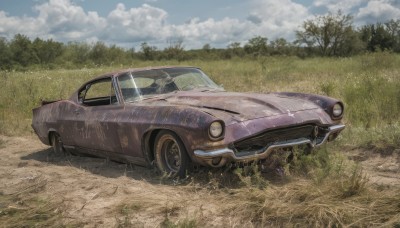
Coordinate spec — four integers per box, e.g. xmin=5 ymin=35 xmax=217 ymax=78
xmin=117 ymin=68 xmax=222 ymax=102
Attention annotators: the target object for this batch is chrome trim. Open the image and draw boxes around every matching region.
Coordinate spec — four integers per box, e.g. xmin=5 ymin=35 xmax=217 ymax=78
xmin=317 ymin=124 xmax=345 ymax=146
xmin=194 ymin=124 xmax=345 ymax=166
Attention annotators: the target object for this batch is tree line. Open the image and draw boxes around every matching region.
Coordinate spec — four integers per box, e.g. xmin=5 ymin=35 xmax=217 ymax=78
xmin=0 ymin=11 xmax=399 ymax=70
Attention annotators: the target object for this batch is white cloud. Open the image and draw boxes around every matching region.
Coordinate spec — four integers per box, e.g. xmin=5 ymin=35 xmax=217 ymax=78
xmin=311 ymin=0 xmax=400 ymax=25
xmin=170 ymin=17 xmax=251 ymax=47
xmin=355 ymin=0 xmax=400 ymax=24
xmin=34 ymin=0 xmax=106 ymax=40
xmin=0 ymin=0 xmax=399 ymax=49
xmin=313 ymin=0 xmax=364 ymax=14
xmin=0 ymin=11 xmax=41 ymax=36
xmin=104 ymin=3 xmax=169 ymax=43
xmin=0 ymin=0 xmax=256 ymax=48
xmin=248 ymin=0 xmax=310 ymax=40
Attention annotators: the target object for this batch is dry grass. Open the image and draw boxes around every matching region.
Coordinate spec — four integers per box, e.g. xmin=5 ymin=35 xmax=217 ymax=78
xmin=0 ymin=176 xmax=65 ymax=227
xmin=0 ymin=135 xmax=399 ymax=227
xmin=225 ymin=178 xmax=400 ymax=227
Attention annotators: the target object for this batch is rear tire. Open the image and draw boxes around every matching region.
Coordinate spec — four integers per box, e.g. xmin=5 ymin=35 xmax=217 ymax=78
xmin=154 ymin=130 xmax=189 ymax=178
xmin=50 ymin=133 xmax=65 ymax=156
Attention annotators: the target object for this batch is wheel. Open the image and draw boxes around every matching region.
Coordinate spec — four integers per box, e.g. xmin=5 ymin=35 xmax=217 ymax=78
xmin=154 ymin=130 xmax=190 ymax=178
xmin=50 ymin=133 xmax=65 ymax=155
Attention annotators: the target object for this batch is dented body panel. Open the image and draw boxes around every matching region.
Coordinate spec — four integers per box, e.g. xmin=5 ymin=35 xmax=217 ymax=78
xmin=32 ymin=66 xmax=345 ymax=168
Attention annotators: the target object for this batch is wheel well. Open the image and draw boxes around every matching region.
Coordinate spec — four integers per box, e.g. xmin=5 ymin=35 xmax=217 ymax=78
xmin=143 ymin=129 xmax=189 ymax=166
xmin=48 ymin=131 xmax=56 ymax=145
xmin=143 ymin=129 xmax=161 ymax=165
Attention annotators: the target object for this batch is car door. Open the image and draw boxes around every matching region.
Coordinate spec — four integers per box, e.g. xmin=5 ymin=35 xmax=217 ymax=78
xmin=73 ymin=77 xmax=124 ymax=153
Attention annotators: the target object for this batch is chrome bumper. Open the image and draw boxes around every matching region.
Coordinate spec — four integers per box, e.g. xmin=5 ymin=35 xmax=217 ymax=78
xmin=194 ymin=124 xmax=345 ymax=167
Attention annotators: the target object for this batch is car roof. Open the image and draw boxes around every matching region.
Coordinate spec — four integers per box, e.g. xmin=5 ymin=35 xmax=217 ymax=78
xmin=92 ymin=66 xmax=200 ymax=81
xmin=72 ymin=66 xmax=201 ymax=101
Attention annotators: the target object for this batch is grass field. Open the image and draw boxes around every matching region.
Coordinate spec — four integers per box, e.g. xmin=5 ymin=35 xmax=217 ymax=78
xmin=0 ymin=53 xmax=400 ymax=227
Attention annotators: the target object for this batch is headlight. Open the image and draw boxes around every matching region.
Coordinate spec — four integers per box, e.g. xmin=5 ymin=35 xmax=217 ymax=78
xmin=332 ymin=103 xmax=343 ymax=117
xmin=209 ymin=121 xmax=224 ymax=138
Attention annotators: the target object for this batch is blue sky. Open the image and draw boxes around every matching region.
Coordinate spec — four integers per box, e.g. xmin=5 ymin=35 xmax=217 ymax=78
xmin=0 ymin=0 xmax=399 ymax=49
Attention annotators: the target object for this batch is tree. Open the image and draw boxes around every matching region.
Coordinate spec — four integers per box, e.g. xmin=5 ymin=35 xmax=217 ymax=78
xmin=202 ymin=43 xmax=211 ymax=53
xmin=163 ymin=38 xmax=185 ymax=60
xmin=140 ymin=42 xmax=158 ymax=60
xmin=226 ymin=42 xmax=243 ymax=57
xmin=244 ymin=36 xmax=268 ymax=56
xmin=32 ymin=38 xmax=63 ymax=65
xmin=360 ymin=22 xmax=396 ymax=52
xmin=270 ymin=38 xmax=292 ymax=55
xmin=9 ymin=34 xmax=36 ymax=67
xmin=385 ymin=19 xmax=400 ymax=52
xmin=107 ymin=44 xmax=127 ymax=65
xmin=89 ymin=41 xmax=108 ymax=65
xmin=296 ymin=11 xmax=360 ymax=56
xmin=63 ymin=41 xmax=91 ymax=66
xmin=0 ymin=37 xmax=12 ymax=69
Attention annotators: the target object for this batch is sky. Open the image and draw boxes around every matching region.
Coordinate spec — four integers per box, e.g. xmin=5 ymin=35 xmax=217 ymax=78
xmin=0 ymin=0 xmax=399 ymax=50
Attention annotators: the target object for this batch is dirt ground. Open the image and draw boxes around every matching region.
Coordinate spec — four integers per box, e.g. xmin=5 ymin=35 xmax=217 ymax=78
xmin=0 ymin=135 xmax=399 ymax=227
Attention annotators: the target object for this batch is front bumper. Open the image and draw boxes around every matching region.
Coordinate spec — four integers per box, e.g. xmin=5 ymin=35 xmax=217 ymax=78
xmin=194 ymin=124 xmax=345 ymax=167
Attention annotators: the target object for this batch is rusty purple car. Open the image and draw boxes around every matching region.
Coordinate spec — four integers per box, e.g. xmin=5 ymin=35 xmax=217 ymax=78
xmin=32 ymin=66 xmax=345 ymax=177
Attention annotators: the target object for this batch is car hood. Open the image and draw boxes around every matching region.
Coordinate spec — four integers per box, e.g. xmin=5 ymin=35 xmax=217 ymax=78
xmin=159 ymin=91 xmax=321 ymax=122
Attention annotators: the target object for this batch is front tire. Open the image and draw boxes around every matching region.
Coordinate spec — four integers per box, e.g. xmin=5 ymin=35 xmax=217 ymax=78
xmin=154 ymin=130 xmax=189 ymax=178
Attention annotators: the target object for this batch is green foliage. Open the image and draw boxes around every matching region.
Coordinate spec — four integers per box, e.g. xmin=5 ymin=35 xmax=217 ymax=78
xmin=320 ymin=81 xmax=336 ymax=96
xmin=32 ymin=38 xmax=63 ymax=66
xmin=162 ymin=39 xmax=186 ymax=61
xmin=244 ymin=36 xmax=268 ymax=56
xmin=10 ymin=34 xmax=37 ymax=67
xmin=296 ymin=11 xmax=363 ymax=56
xmin=290 ymin=146 xmax=368 ymax=196
xmin=270 ymin=38 xmax=293 ymax=55
xmin=338 ymin=165 xmax=368 ymax=198
xmin=360 ymin=20 xmax=400 ymax=52
xmin=140 ymin=42 xmax=158 ymax=61
xmin=234 ymin=164 xmax=269 ymax=189
xmin=0 ymin=38 xmax=12 ymax=70
xmin=343 ymin=72 xmax=400 ymax=127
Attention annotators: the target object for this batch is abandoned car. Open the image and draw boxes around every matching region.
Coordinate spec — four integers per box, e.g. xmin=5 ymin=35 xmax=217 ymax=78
xmin=32 ymin=66 xmax=345 ymax=177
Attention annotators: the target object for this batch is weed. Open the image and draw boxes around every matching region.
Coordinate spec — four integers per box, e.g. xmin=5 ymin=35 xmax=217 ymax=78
xmin=234 ymin=164 xmax=269 ymax=189
xmin=338 ymin=165 xmax=368 ymax=198
xmin=320 ymin=81 xmax=336 ymax=96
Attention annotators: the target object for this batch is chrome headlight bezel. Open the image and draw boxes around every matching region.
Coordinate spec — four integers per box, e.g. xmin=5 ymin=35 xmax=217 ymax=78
xmin=208 ymin=121 xmax=225 ymax=140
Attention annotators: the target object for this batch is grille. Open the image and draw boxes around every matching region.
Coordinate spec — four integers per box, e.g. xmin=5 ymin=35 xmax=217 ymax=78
xmin=233 ymin=125 xmax=316 ymax=152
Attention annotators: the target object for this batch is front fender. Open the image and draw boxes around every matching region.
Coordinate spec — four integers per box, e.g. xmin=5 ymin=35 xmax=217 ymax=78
xmin=274 ymin=92 xmax=344 ymax=120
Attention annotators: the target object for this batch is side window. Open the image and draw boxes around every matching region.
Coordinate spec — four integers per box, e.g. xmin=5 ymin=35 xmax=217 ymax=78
xmin=85 ymin=80 xmax=114 ymax=99
xmin=79 ymin=78 xmax=117 ymax=106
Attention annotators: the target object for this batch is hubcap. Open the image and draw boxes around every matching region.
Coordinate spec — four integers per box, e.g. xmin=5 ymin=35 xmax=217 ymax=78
xmin=163 ymin=139 xmax=181 ymax=172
